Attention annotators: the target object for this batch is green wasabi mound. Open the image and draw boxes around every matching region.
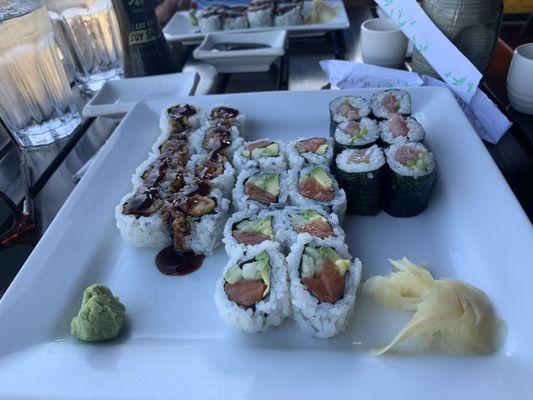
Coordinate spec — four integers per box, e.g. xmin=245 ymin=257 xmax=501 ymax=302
xmin=71 ymin=284 xmax=126 ymax=342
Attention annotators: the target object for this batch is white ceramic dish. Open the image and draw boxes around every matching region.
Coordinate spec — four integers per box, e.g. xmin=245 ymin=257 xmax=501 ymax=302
xmin=1 ymin=88 xmax=533 ymax=399
xmin=164 ymin=1 xmax=349 ymax=45
xmin=82 ymin=72 xmax=198 ymax=118
xmin=193 ymin=30 xmax=287 ymax=73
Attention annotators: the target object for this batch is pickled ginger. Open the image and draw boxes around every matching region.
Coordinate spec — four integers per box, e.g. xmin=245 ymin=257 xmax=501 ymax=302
xmin=363 ymin=258 xmax=506 ymax=355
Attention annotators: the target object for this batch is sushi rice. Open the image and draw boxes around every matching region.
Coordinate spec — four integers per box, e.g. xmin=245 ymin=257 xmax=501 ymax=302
xmin=329 ymin=96 xmax=371 ymax=134
xmin=287 ymin=235 xmax=362 ymax=338
xmin=288 ymin=165 xmax=347 ymax=222
xmin=334 ymin=117 xmax=380 ymax=153
xmin=335 ymin=145 xmax=386 ymax=215
xmin=189 ymin=124 xmax=244 ymax=161
xmin=159 ymin=103 xmax=203 ymax=134
xmin=287 ymin=136 xmax=334 ymax=168
xmin=233 ymin=139 xmax=287 ymax=173
xmin=185 ymin=153 xmax=235 ymax=199
xmin=233 ymin=168 xmax=289 ymax=212
xmin=379 ymin=115 xmax=426 ymax=146
xmin=214 ymin=241 xmax=290 ymax=333
xmin=222 ymin=209 xmax=283 ymax=259
xmin=276 ymin=205 xmax=345 ymax=249
xmin=371 ymin=89 xmax=411 ymax=119
xmin=115 ymin=190 xmax=172 ymax=248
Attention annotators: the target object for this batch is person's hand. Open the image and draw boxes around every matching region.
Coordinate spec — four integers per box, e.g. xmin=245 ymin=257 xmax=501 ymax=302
xmin=156 ymin=0 xmax=191 ymax=25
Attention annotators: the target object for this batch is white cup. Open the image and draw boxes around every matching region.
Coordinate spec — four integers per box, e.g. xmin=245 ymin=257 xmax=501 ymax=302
xmin=507 ymin=43 xmax=533 ymax=115
xmin=361 ymin=18 xmax=408 ymax=69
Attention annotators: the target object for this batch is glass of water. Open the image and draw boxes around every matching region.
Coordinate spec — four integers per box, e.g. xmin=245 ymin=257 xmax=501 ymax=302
xmin=0 ymin=0 xmax=81 ymax=147
xmin=47 ymin=0 xmax=123 ymax=93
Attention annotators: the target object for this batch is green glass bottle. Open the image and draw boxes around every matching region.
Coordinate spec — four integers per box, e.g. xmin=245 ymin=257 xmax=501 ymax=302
xmin=111 ymin=0 xmax=178 ymax=77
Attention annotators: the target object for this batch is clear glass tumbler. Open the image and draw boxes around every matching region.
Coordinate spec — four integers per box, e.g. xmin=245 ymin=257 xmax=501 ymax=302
xmin=0 ymin=0 xmax=81 ymax=147
xmin=47 ymin=0 xmax=123 ymax=93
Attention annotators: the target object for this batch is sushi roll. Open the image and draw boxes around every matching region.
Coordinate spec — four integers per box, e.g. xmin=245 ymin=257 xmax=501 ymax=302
xmin=288 ymin=165 xmax=347 ymax=221
xmin=205 ymin=104 xmax=246 ymax=134
xmin=371 ymin=89 xmax=411 ymax=119
xmin=159 ymin=103 xmax=203 ymax=134
xmin=190 ymin=120 xmax=243 ymax=162
xmin=273 ymin=3 xmax=302 ymax=26
xmin=198 ymin=6 xmax=223 ymax=33
xmin=116 ymin=188 xmax=172 ymax=248
xmin=277 ymin=206 xmax=345 ymax=248
xmin=329 ymin=96 xmax=371 ymax=135
xmin=186 ymin=152 xmax=235 ymax=199
xmin=335 ymin=145 xmax=386 ymax=216
xmin=222 ymin=6 xmax=249 ymax=30
xmin=223 ymin=210 xmax=281 ymax=259
xmin=287 ymin=136 xmax=333 ymax=168
xmin=247 ymin=0 xmax=273 ymax=27
xmin=379 ymin=113 xmax=426 ymax=147
xmin=384 ymin=142 xmax=436 ymax=217
xmin=161 ymin=182 xmax=230 ymax=255
xmin=287 ymin=236 xmax=362 ymax=338
xmin=333 ymin=118 xmax=380 ymax=155
xmin=233 ymin=139 xmax=287 ymax=173
xmin=233 ymin=168 xmax=289 ymax=212
xmin=214 ymin=242 xmax=290 ymax=333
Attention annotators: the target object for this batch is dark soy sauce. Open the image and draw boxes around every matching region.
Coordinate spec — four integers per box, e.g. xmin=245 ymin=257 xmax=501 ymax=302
xmin=155 ymin=246 xmax=205 ymax=276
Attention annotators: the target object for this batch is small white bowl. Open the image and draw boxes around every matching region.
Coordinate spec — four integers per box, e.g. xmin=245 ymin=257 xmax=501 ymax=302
xmin=193 ymin=30 xmax=287 ymax=74
xmin=507 ymin=42 xmax=533 ymax=115
xmin=83 ymin=72 xmax=198 ymax=118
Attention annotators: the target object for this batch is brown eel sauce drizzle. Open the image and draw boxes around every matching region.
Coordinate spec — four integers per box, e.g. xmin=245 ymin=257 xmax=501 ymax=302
xmin=156 ymin=247 xmax=205 ymax=276
xmin=154 ymin=181 xmax=213 ymax=275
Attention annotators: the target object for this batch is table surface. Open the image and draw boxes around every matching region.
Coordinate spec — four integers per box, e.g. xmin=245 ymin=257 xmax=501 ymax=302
xmin=0 ymin=7 xmax=531 ymax=296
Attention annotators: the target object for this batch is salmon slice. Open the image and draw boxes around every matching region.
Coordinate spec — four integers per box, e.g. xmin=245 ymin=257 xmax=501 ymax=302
xmin=295 ymin=138 xmax=327 ymax=154
xmin=336 ymin=103 xmax=360 ymax=120
xmin=343 ymin=120 xmax=361 ymax=136
xmin=232 ymin=230 xmax=271 ymax=245
xmin=394 ymin=145 xmax=421 ymax=165
xmin=246 ymin=140 xmax=274 ymax=153
xmin=245 ymin=181 xmax=277 ymax=204
xmin=298 ymin=176 xmax=334 ymax=202
xmin=224 ymin=279 xmax=267 ymax=307
xmin=387 ymin=113 xmax=409 ymax=137
xmin=295 ymin=219 xmax=334 ymax=238
xmin=381 ymin=94 xmax=400 ymax=114
xmin=302 ymin=259 xmax=344 ymax=303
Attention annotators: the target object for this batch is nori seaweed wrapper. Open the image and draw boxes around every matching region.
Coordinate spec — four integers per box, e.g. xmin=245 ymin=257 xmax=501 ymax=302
xmin=384 ymin=168 xmax=436 ymax=217
xmin=336 ymin=165 xmax=385 ymax=215
xmin=333 ymin=139 xmax=376 ymax=158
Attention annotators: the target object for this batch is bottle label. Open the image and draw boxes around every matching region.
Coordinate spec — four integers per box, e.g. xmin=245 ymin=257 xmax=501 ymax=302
xmin=128 ymin=21 xmax=161 ymax=45
xmin=122 ymin=0 xmax=161 ymax=45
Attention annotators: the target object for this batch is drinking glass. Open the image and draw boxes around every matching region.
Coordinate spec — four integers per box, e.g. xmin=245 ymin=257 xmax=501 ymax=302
xmin=46 ymin=0 xmax=123 ymax=93
xmin=0 ymin=0 xmax=81 ymax=147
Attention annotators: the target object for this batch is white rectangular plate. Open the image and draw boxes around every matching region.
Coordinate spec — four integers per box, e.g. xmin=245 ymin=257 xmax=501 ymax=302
xmin=82 ymin=72 xmax=198 ymax=119
xmin=193 ymin=30 xmax=287 ymax=73
xmin=1 ymin=88 xmax=533 ymax=399
xmin=164 ymin=1 xmax=349 ymax=45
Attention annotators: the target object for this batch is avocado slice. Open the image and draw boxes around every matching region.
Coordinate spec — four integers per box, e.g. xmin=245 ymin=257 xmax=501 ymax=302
xmin=225 ymin=265 xmax=243 ymax=284
xmin=292 ymin=209 xmax=327 ymax=228
xmin=252 ymin=143 xmax=279 ymax=159
xmin=255 ymin=251 xmax=271 ymax=296
xmin=315 ymin=143 xmax=328 ymax=155
xmin=263 ymin=173 xmax=280 ymax=197
xmin=320 ymin=247 xmax=351 ymax=277
xmin=350 ymin=125 xmax=369 ymax=144
xmin=310 ymin=167 xmax=333 ymax=189
xmin=236 ymin=216 xmax=273 ymax=238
